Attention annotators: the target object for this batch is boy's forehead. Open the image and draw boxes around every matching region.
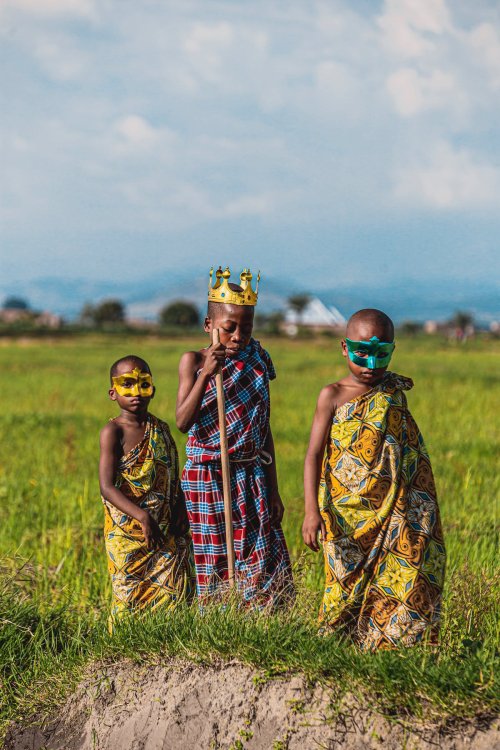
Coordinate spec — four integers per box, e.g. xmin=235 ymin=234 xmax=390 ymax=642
xmin=114 ymin=360 xmax=150 ymax=375
xmin=347 ymin=320 xmax=393 ymax=342
xmin=211 ymin=304 xmax=254 ymax=323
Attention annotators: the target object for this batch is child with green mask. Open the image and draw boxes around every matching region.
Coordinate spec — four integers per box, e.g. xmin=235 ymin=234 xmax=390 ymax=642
xmin=302 ymin=309 xmax=446 ymax=650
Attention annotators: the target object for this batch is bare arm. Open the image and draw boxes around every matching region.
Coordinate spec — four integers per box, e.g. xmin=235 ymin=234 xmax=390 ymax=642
xmin=302 ymin=386 xmax=337 ymax=551
xmin=175 ymin=347 xmax=225 ymax=433
xmin=99 ymin=423 xmax=165 ymax=549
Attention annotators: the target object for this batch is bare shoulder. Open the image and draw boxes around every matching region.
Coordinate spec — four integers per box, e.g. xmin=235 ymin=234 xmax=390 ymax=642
xmin=179 ymin=349 xmax=204 ymax=376
xmin=316 ymin=382 xmax=343 ymax=415
xmin=100 ymin=419 xmax=120 ymax=447
xmin=101 ymin=419 xmax=119 ymax=436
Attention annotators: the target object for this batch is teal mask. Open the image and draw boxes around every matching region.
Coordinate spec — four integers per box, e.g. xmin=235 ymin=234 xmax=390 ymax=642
xmin=345 ymin=336 xmax=395 ymax=369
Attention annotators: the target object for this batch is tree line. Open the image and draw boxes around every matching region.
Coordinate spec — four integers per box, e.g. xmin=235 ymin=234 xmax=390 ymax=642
xmin=80 ymin=299 xmax=200 ymax=328
xmin=1 ymin=294 xmax=481 ymax=336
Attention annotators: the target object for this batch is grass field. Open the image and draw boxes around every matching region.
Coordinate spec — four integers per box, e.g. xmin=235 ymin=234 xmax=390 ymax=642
xmin=0 ymin=334 xmax=498 ymax=731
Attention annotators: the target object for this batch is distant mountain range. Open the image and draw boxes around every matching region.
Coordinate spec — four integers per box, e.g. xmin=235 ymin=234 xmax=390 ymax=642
xmin=0 ymin=274 xmax=498 ymax=324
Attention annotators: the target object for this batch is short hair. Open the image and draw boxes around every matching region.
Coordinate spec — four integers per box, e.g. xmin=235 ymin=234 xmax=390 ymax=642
xmin=207 ymin=300 xmax=224 ymax=319
xmin=346 ymin=309 xmax=394 ymax=340
xmin=110 ymin=355 xmax=150 ymax=383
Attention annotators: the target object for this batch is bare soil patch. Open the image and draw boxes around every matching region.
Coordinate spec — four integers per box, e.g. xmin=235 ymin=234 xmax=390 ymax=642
xmin=4 ymin=660 xmax=499 ymax=750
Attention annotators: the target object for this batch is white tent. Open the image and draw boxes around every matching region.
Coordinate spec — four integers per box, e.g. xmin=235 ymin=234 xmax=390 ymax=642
xmin=285 ymin=297 xmax=346 ymax=327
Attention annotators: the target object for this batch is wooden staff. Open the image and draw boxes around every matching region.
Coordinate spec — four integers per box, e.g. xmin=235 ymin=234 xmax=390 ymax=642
xmin=212 ymin=328 xmax=236 ymax=587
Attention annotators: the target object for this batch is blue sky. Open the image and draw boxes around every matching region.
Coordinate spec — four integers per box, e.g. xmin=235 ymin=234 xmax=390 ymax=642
xmin=1 ymin=0 xmax=500 ymax=291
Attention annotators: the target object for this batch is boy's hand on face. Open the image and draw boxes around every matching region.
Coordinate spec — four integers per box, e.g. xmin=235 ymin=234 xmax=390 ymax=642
xmin=302 ymin=510 xmax=327 ymax=552
xmin=269 ymin=490 xmax=285 ymax=526
xmin=201 ymin=343 xmax=226 ymax=376
xmin=138 ymin=511 xmax=166 ymax=551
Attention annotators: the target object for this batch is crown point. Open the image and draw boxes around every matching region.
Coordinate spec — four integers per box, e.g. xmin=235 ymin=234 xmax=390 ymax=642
xmin=207 ymin=265 xmax=260 ymax=306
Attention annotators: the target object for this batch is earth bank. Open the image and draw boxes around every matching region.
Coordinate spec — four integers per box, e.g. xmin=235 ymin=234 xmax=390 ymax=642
xmin=4 ymin=660 xmax=499 ymax=750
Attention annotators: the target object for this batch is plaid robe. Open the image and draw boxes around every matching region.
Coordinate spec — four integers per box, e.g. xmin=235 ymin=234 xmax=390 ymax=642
xmin=181 ymin=339 xmax=293 ymax=604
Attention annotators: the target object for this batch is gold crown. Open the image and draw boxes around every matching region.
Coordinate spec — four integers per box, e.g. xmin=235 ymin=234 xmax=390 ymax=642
xmin=208 ymin=266 xmax=260 ymax=306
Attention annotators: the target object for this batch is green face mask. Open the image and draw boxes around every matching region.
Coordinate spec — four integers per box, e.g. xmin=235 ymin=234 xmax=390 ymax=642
xmin=345 ymin=336 xmax=395 ymax=370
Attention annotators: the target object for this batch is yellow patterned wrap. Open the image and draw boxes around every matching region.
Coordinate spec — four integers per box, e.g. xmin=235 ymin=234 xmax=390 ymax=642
xmin=102 ymin=414 xmax=195 ymax=621
xmin=319 ymin=372 xmax=446 ymax=650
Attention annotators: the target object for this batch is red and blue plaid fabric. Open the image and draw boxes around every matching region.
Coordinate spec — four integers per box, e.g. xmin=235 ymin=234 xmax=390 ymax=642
xmin=185 ymin=339 xmax=276 ymax=463
xmin=181 ymin=339 xmax=293 ymax=604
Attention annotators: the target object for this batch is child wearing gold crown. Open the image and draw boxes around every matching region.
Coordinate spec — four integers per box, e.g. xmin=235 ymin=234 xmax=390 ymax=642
xmin=176 ymin=267 xmax=294 ymax=604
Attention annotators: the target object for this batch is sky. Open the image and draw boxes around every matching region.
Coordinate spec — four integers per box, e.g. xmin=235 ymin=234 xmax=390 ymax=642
xmin=1 ymin=0 xmax=500 ymax=294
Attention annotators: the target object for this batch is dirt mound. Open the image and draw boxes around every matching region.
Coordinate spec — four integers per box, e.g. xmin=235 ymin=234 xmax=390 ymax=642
xmin=4 ymin=660 xmax=499 ymax=750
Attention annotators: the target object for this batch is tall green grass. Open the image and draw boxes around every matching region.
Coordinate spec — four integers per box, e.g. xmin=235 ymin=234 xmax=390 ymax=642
xmin=0 ymin=335 xmax=498 ymax=729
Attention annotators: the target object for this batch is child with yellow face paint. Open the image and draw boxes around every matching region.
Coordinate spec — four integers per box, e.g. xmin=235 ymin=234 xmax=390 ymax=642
xmin=99 ymin=355 xmax=195 ymax=622
xmin=302 ymin=309 xmax=446 ymax=650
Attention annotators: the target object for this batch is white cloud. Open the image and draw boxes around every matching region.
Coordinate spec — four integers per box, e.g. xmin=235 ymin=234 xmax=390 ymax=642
xmin=179 ymin=18 xmax=286 ymax=113
xmin=1 ymin=0 xmax=500 ymax=243
xmin=33 ymin=36 xmax=88 ymax=81
xmin=114 ymin=115 xmax=169 ymax=150
xmin=378 ymin=0 xmax=451 ymax=58
xmin=468 ymin=22 xmax=500 ymax=88
xmin=184 ymin=20 xmax=234 ymax=56
xmin=386 ymin=67 xmax=463 ymax=116
xmin=1 ymin=0 xmax=97 ymax=21
xmin=182 ymin=21 xmax=236 ymax=87
xmin=394 ymin=141 xmax=500 ymax=209
xmin=314 ymin=60 xmax=359 ymax=107
xmin=223 ymin=192 xmax=273 ymax=218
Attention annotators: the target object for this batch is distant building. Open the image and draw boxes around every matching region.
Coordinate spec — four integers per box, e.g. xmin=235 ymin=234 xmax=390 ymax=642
xmin=284 ymin=297 xmax=346 ymax=335
xmin=0 ymin=308 xmax=32 ymax=324
xmin=0 ymin=307 xmax=63 ymax=328
xmin=35 ymin=311 xmax=63 ymax=329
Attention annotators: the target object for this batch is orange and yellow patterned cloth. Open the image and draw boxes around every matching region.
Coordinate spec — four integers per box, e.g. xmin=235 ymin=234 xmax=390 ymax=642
xmin=319 ymin=372 xmax=446 ymax=649
xmin=103 ymin=414 xmax=195 ymax=620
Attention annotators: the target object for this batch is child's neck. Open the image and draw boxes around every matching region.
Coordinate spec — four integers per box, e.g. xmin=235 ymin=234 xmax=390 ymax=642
xmin=118 ymin=409 xmax=150 ymax=424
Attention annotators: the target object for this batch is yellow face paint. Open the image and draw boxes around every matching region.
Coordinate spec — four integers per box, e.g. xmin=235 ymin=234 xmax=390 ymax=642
xmin=112 ymin=367 xmax=154 ymax=397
